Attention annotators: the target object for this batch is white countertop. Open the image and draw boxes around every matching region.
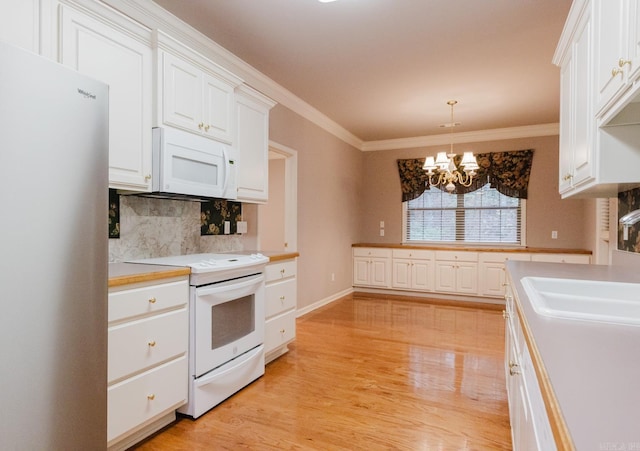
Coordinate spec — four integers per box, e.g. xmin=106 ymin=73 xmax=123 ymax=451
xmin=506 ymin=261 xmax=640 ymax=450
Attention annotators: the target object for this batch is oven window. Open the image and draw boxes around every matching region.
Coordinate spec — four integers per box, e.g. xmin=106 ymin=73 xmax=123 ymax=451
xmin=211 ymin=294 xmax=255 ymax=349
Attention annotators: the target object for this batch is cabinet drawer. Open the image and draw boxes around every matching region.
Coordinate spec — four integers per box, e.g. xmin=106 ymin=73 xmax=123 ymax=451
xmin=108 ymin=308 xmax=188 ymax=383
xmin=265 ymin=310 xmax=296 ymax=353
xmin=479 ymin=252 xmax=531 ymax=263
xmin=392 ymin=249 xmax=434 ymax=260
xmin=531 ymin=253 xmax=590 ymax=264
xmin=265 ymin=279 xmax=296 ymax=319
xmin=353 ymin=247 xmax=391 ymax=259
xmin=109 ymin=279 xmax=188 ymax=323
xmin=435 ymin=251 xmax=478 ymax=262
xmin=107 ymin=356 xmax=187 ymax=443
xmin=265 ymin=260 xmax=297 ymax=283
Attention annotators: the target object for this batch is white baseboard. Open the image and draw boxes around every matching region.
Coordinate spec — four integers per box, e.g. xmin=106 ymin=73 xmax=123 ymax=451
xmin=352 ymin=287 xmax=505 ymax=305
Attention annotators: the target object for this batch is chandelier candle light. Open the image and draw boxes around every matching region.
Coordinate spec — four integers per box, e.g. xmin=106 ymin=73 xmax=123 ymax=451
xmin=423 ymin=100 xmax=479 ymax=192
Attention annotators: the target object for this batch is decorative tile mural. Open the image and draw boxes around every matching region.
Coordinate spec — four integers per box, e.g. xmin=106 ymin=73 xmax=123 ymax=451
xmin=618 ymin=187 xmax=640 ymax=253
xmin=109 ymin=189 xmax=120 ymax=239
xmin=201 ymin=199 xmax=242 ymax=235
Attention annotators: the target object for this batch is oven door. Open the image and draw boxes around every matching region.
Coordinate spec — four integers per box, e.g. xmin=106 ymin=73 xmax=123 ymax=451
xmin=194 ymin=273 xmax=264 ymax=378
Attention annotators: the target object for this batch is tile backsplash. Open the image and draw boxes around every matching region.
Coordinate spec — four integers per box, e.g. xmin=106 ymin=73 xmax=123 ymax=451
xmin=108 ymin=194 xmax=243 ymax=262
xmin=618 ymin=186 xmax=640 ymax=253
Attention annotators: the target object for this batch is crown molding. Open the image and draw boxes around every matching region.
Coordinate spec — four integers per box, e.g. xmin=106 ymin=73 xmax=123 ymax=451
xmin=360 ymin=123 xmax=560 ymax=152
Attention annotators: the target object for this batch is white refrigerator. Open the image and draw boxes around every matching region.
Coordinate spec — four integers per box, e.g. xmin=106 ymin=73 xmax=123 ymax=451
xmin=0 ymin=42 xmax=109 ymax=450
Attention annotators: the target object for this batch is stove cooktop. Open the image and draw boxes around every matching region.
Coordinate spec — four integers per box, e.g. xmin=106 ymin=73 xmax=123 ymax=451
xmin=127 ymin=252 xmax=268 ymax=274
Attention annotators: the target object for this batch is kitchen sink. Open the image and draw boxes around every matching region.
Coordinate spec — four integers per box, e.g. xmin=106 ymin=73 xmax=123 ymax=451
xmin=520 ymin=277 xmax=640 ymax=326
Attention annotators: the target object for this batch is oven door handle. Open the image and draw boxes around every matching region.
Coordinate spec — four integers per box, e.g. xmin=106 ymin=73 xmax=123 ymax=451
xmin=196 ymin=274 xmax=264 ymax=299
xmin=194 ymin=345 xmax=263 ymax=388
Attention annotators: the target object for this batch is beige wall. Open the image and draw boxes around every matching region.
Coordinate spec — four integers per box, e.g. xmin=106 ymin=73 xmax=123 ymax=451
xmin=269 ymin=105 xmax=364 ymax=311
xmin=359 ymin=135 xmax=590 ymax=249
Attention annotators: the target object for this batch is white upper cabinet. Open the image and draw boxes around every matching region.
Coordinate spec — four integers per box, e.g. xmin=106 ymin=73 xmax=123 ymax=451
xmin=595 ymin=0 xmax=640 ymax=116
xmin=557 ymin=4 xmax=593 ymax=195
xmin=59 ymin=2 xmax=153 ymax=191
xmin=235 ymin=84 xmax=276 ymax=203
xmin=0 ymin=0 xmax=43 ymax=54
xmin=555 ymin=0 xmax=640 ymax=198
xmin=155 ymin=31 xmax=242 ymax=145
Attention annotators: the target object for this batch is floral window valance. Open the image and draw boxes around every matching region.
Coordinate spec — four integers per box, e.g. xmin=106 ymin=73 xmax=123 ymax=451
xmin=397 ymin=149 xmax=534 ymax=202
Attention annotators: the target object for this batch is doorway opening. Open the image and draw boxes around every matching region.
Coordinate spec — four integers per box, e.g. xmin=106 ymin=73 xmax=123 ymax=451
xmin=258 ymin=141 xmax=297 ymax=252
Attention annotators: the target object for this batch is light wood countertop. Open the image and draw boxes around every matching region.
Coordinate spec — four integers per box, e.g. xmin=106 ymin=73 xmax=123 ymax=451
xmin=108 ymin=263 xmax=190 ymax=288
xmin=352 ymin=243 xmax=592 ymax=254
xmin=506 ymin=261 xmax=640 ymax=450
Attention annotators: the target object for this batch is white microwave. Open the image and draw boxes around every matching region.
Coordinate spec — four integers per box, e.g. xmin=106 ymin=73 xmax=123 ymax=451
xmin=151 ymin=127 xmax=237 ymax=200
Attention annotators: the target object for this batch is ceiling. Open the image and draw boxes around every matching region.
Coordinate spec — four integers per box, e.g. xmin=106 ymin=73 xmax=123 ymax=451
xmin=152 ymin=0 xmax=573 ymax=143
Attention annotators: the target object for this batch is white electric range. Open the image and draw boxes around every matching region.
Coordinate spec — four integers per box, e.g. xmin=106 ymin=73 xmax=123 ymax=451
xmin=128 ymin=252 xmax=269 ymax=418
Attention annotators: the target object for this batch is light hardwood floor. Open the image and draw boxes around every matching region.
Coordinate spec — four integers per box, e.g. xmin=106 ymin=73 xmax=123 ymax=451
xmin=133 ymin=293 xmax=512 ymax=450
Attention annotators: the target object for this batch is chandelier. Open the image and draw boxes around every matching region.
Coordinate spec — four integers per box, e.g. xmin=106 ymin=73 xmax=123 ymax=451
xmin=422 ymin=100 xmax=479 ymax=193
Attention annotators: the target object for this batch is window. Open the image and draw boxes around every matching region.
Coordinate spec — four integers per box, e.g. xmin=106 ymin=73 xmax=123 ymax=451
xmin=403 ymin=184 xmax=525 ymax=244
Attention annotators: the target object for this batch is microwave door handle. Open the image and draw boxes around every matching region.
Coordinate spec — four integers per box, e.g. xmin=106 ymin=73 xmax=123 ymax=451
xmin=221 ymin=146 xmax=230 ymax=195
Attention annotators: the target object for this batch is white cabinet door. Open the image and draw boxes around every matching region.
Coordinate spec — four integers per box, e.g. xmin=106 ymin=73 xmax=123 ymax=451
xmin=202 ymin=72 xmax=235 ymax=143
xmin=235 ymin=85 xmax=275 ymax=203
xmin=595 ymin=0 xmax=626 ymax=112
xmin=456 ymin=262 xmax=478 ymax=294
xmin=59 ymin=4 xmax=152 ymax=191
xmin=353 ymin=257 xmax=371 ymax=286
xmin=434 ymin=261 xmax=457 ymax=292
xmin=162 ymin=51 xmax=203 ymax=134
xmin=0 ymin=0 xmax=41 ymax=54
xmin=412 ymin=259 xmax=434 ymax=291
xmin=392 ymin=259 xmax=411 ymax=289
xmin=556 ymin=2 xmax=595 ymax=196
xmin=370 ymin=258 xmax=390 ymax=287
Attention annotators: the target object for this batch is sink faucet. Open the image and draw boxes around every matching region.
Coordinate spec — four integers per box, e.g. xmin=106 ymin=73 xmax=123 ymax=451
xmin=619 ymin=208 xmax=640 ymax=240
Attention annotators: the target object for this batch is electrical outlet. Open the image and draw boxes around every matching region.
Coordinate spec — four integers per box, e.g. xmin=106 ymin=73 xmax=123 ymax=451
xmin=331 ymin=273 xmax=335 ymax=282
xmin=224 ymin=221 xmax=231 ymax=234
xmin=551 ymin=230 xmax=558 ymax=239
xmin=380 ymin=220 xmax=385 ymax=228
xmin=380 ymin=229 xmax=385 ymax=236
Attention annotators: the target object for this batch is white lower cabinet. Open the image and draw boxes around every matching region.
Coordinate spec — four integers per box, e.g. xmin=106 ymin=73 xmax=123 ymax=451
xmin=107 ymin=276 xmax=189 ymax=450
xmin=434 ymin=251 xmax=478 ymax=295
xmin=353 ymin=247 xmax=591 ymax=300
xmin=264 ymin=259 xmax=297 ymax=363
xmin=392 ymin=249 xmax=434 ymax=291
xmin=479 ymin=253 xmax=532 ymax=298
xmin=353 ymin=248 xmax=392 ymax=288
xmin=504 ymin=275 xmax=556 ymax=450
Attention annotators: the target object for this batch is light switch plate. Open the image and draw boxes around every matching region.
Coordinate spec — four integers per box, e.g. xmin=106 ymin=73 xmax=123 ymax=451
xmin=237 ymin=221 xmax=248 ymax=234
